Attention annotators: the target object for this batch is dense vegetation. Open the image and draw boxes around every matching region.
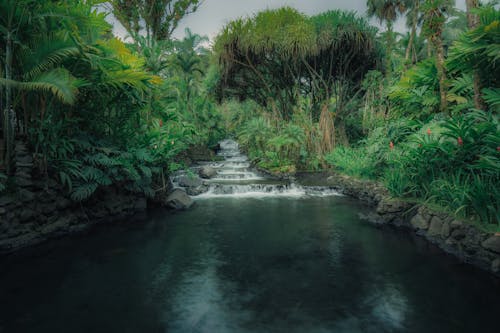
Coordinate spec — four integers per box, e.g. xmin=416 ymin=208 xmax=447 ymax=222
xmin=0 ymin=0 xmax=224 ymax=201
xmin=213 ymin=2 xmax=499 ymax=227
xmin=1 ymin=0 xmax=499 ymax=228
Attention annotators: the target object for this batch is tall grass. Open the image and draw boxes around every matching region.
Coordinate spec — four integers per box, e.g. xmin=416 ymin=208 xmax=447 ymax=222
xmin=325 ymin=147 xmax=377 ymax=179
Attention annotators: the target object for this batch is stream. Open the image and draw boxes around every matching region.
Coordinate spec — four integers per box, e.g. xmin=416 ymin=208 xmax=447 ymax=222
xmin=0 ymin=140 xmax=499 ymax=332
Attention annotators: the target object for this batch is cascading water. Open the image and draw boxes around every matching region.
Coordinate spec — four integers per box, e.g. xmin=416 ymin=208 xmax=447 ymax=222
xmin=174 ymin=139 xmax=342 ymax=198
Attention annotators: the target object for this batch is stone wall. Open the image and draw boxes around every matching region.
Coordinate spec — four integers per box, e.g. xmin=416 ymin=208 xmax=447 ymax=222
xmin=0 ymin=143 xmax=148 ymax=253
xmin=324 ymin=172 xmax=500 ymax=277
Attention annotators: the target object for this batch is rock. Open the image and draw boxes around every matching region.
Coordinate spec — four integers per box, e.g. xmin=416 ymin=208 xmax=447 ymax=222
xmin=56 ymin=198 xmax=72 ymax=210
xmin=464 ymin=226 xmax=483 ymax=246
xmin=134 ymin=198 xmax=147 ymax=211
xmin=0 ymin=196 xmax=15 ymax=207
xmin=411 ymin=214 xmax=429 ymax=230
xmin=427 ymin=216 xmax=444 ymax=237
xmin=41 ymin=204 xmax=57 ymax=215
xmin=15 ymin=170 xmax=31 ymax=179
xmin=19 ymin=189 xmax=35 ymax=202
xmin=185 ymin=185 xmax=209 ymax=196
xmin=16 ymin=178 xmax=33 ymax=187
xmin=441 ymin=222 xmax=451 ymax=238
xmin=198 ymin=166 xmax=217 ymax=179
xmin=188 ymin=145 xmax=215 ymax=161
xmin=482 ymin=236 xmax=500 ymax=254
xmin=19 ymin=208 xmax=36 ymax=223
xmin=40 ymin=216 xmax=75 ymax=235
xmin=463 ymin=242 xmax=480 ymax=256
xmin=450 ymin=220 xmax=463 ymax=230
xmin=165 ymin=189 xmax=193 ymax=210
xmin=16 ymin=154 xmax=33 ymax=165
xmin=492 ymin=259 xmax=500 ymax=274
xmin=451 ymin=228 xmax=466 ymax=241
xmin=376 ymin=198 xmax=411 ymax=215
xmin=178 ymin=176 xmax=202 ymax=188
xmin=92 ymin=206 xmax=109 ymax=219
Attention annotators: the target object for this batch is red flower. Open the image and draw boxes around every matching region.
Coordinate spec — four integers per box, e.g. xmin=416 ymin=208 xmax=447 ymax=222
xmin=497 ymin=146 xmax=500 ymax=152
xmin=427 ymin=128 xmax=432 ymax=136
xmin=457 ymin=137 xmax=463 ymax=146
xmin=389 ymin=141 xmax=394 ymax=150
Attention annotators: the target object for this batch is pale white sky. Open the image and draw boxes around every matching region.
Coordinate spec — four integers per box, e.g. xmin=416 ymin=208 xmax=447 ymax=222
xmin=106 ymin=0 xmax=467 ymax=42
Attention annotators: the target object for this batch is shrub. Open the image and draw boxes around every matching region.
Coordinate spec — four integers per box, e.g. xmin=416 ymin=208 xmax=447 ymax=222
xmin=325 ymin=146 xmax=377 ymax=179
xmin=387 ymin=111 xmax=499 ymax=225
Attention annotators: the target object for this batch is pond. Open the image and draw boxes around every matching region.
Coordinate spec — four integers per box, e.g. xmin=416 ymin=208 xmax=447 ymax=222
xmin=0 ymin=141 xmax=499 ymax=332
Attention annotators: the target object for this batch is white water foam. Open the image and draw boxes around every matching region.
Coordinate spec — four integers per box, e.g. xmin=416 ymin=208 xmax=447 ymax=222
xmin=179 ymin=139 xmax=343 ymax=199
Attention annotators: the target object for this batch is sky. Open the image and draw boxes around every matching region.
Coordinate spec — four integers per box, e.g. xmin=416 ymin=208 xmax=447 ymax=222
xmin=107 ymin=0 xmax=467 ymax=42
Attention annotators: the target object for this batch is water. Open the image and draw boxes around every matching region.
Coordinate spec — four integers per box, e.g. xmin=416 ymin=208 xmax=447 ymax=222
xmin=1 ymin=141 xmax=499 ymax=332
xmin=173 ymin=139 xmax=342 ymax=198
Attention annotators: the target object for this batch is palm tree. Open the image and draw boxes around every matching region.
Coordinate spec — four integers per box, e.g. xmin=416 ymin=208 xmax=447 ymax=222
xmin=465 ymin=0 xmax=483 ymax=109
xmin=170 ymin=28 xmax=208 ymax=115
xmin=0 ymin=0 xmax=36 ymax=174
xmin=367 ymin=0 xmax=410 ymax=78
xmin=405 ymin=0 xmax=424 ymax=64
xmin=422 ymin=0 xmax=455 ymax=113
xmin=448 ymin=4 xmax=499 ymax=110
xmin=110 ymin=0 xmax=201 ymax=41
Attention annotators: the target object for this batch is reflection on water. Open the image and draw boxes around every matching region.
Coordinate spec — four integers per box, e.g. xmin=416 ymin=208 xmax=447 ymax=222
xmin=0 ymin=196 xmax=499 ymax=333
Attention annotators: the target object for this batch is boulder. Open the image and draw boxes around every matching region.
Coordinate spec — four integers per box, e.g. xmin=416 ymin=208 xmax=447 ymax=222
xmin=165 ymin=189 xmax=193 ymax=210
xmin=185 ymin=185 xmax=209 ymax=196
xmin=178 ymin=176 xmax=202 ymax=188
xmin=0 ymin=196 xmax=15 ymax=207
xmin=410 ymin=214 xmax=429 ymax=230
xmin=492 ymin=259 xmax=500 ymax=274
xmin=376 ymin=198 xmax=412 ymax=215
xmin=133 ymin=198 xmax=147 ymax=211
xmin=19 ymin=208 xmax=36 ymax=223
xmin=40 ymin=216 xmax=75 ymax=236
xmin=198 ymin=166 xmax=217 ymax=179
xmin=482 ymin=236 xmax=500 ymax=254
xmin=450 ymin=220 xmax=463 ymax=230
xmin=177 ymin=175 xmax=208 ymax=195
xmin=19 ymin=189 xmax=35 ymax=202
xmin=427 ymin=216 xmax=444 ymax=237
xmin=451 ymin=228 xmax=466 ymax=241
xmin=56 ymin=198 xmax=72 ymax=210
xmin=15 ymin=154 xmax=33 ymax=165
xmin=441 ymin=221 xmax=451 ymax=238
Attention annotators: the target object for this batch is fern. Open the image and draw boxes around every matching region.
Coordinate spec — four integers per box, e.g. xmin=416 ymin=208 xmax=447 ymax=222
xmin=482 ymin=88 xmax=500 ymax=108
xmin=71 ymin=183 xmax=99 ymax=202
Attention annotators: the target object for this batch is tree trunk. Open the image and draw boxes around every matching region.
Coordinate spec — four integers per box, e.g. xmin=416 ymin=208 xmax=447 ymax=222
xmin=405 ymin=1 xmax=419 ymax=64
xmin=466 ymin=0 xmax=480 ymax=28
xmin=466 ymin=0 xmax=484 ymax=110
xmin=385 ymin=21 xmax=394 ymax=80
xmin=433 ymin=35 xmax=448 ymax=113
xmin=319 ymin=103 xmax=334 ymax=154
xmin=3 ymin=31 xmax=14 ymax=175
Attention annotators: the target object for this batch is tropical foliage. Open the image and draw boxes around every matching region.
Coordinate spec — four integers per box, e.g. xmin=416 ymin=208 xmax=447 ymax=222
xmin=1 ymin=1 xmax=498 ymax=229
xmin=216 ymin=3 xmax=499 ymax=227
xmin=1 ymin=0 xmax=223 ymax=201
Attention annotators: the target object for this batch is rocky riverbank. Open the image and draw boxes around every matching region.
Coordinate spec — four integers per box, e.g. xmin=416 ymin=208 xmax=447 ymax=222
xmin=0 ymin=183 xmax=149 ymax=254
xmin=296 ymin=171 xmax=500 ymax=277
xmin=0 ymin=142 xmax=197 ymax=254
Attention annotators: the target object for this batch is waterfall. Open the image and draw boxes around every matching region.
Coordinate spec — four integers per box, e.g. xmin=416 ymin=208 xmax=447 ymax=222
xmin=173 ymin=139 xmax=342 ymax=199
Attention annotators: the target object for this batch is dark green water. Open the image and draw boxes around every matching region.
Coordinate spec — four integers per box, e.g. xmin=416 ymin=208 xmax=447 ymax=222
xmin=1 ymin=196 xmax=499 ymax=333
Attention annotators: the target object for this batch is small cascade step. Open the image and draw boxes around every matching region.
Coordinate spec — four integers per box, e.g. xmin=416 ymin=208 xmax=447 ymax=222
xmin=211 ymin=173 xmax=263 ymax=180
xmin=174 ymin=139 xmax=342 ymax=199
